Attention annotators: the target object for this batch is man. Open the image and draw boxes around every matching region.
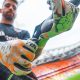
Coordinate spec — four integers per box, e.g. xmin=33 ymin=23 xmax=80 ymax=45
xmin=0 ymin=0 xmax=38 ymax=80
xmin=0 ymin=0 xmax=80 ymax=80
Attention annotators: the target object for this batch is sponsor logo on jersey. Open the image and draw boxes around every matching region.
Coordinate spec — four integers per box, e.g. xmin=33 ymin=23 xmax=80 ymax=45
xmin=0 ymin=31 xmax=18 ymax=41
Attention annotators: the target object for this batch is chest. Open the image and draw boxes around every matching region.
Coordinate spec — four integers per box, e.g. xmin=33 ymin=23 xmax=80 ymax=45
xmin=0 ymin=27 xmax=18 ymax=41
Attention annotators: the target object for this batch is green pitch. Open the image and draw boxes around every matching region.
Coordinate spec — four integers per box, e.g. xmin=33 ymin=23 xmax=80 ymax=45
xmin=66 ymin=73 xmax=80 ymax=80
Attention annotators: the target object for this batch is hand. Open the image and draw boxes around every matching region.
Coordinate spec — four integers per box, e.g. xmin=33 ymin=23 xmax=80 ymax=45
xmin=39 ymin=0 xmax=79 ymax=39
xmin=34 ymin=0 xmax=79 ymax=41
xmin=0 ymin=39 xmax=38 ymax=76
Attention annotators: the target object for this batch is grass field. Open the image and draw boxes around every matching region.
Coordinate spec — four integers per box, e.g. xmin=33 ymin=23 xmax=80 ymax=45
xmin=66 ymin=73 xmax=80 ymax=80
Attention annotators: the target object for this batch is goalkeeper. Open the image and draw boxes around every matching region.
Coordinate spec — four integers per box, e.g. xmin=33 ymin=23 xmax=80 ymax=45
xmin=0 ymin=0 xmax=80 ymax=80
xmin=0 ymin=0 xmax=38 ymax=80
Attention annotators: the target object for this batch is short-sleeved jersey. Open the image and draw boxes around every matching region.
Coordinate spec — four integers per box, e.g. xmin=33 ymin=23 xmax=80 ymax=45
xmin=0 ymin=23 xmax=30 ymax=41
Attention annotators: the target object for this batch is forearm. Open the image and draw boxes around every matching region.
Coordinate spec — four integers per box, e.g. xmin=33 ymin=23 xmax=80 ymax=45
xmin=34 ymin=39 xmax=48 ymax=59
xmin=70 ymin=0 xmax=80 ymax=6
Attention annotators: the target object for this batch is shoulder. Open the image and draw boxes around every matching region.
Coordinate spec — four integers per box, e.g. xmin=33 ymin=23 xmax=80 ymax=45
xmin=13 ymin=27 xmax=30 ymax=39
xmin=13 ymin=28 xmax=28 ymax=33
xmin=13 ymin=28 xmax=24 ymax=33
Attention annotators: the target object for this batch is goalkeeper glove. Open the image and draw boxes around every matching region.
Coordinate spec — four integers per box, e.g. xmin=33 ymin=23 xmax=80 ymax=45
xmin=0 ymin=39 xmax=38 ymax=76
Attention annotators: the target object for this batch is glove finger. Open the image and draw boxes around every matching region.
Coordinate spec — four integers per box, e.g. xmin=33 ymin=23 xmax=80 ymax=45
xmin=13 ymin=57 xmax=32 ymax=75
xmin=11 ymin=40 xmax=35 ymax=61
xmin=18 ymin=46 xmax=35 ymax=61
xmin=5 ymin=56 xmax=31 ymax=76
xmin=15 ymin=56 xmax=31 ymax=68
xmin=13 ymin=63 xmax=31 ymax=75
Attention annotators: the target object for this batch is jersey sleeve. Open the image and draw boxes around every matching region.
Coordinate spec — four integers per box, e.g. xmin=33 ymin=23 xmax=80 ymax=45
xmin=21 ymin=30 xmax=30 ymax=40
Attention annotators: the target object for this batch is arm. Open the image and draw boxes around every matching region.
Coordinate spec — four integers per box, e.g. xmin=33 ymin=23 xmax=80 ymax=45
xmin=33 ymin=0 xmax=79 ymax=59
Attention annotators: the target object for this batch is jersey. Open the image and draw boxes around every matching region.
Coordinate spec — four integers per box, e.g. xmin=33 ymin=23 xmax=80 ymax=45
xmin=0 ymin=23 xmax=30 ymax=41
